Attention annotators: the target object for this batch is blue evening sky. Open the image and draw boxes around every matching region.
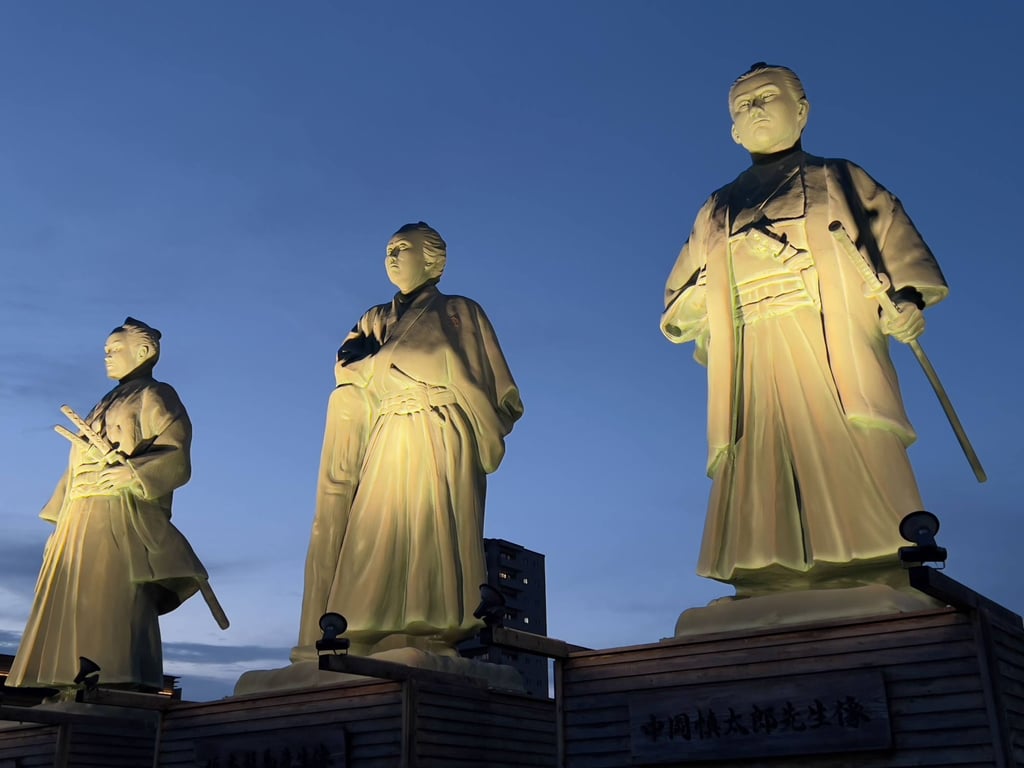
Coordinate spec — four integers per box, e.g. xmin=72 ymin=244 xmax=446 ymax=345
xmin=1 ymin=2 xmax=1021 ymax=700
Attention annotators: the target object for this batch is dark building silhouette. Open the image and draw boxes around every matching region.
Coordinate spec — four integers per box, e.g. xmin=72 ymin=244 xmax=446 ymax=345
xmin=460 ymin=538 xmax=549 ymax=697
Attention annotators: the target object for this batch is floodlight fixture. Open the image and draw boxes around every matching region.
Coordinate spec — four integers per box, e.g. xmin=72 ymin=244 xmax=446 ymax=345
xmin=315 ymin=612 xmax=350 ymax=654
xmin=473 ymin=583 xmax=507 ymax=628
xmin=74 ymin=656 xmax=101 ymax=690
xmin=897 ymin=510 xmax=948 ymax=567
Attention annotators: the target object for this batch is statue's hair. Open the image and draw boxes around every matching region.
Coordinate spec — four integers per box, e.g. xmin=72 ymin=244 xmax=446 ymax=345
xmin=729 ymin=62 xmax=807 ymax=107
xmin=112 ymin=316 xmax=161 ymax=364
xmin=393 ymin=221 xmax=447 ymax=279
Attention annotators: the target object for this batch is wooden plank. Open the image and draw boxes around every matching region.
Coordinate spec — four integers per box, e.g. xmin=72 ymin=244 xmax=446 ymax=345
xmin=162 ymin=703 xmax=402 ymax=738
xmin=162 ymin=690 xmax=403 ymax=728
xmin=176 ymin=678 xmax=401 ymax=712
xmin=562 ymin=653 xmax=981 ymax=699
xmin=888 ymin=691 xmax=987 ymax=715
xmin=908 ymin=567 xmax=1024 ymax=630
xmin=564 ymin=608 xmax=966 ymax=665
xmin=413 ymin=687 xmax=556 ymax=766
xmin=415 ymin=687 xmax=555 ymax=720
xmin=564 ymin=626 xmax=978 ymax=676
xmin=416 ymin=721 xmax=555 ymax=748
xmin=563 ymin=629 xmax=979 ymax=683
xmin=896 ymin=708 xmax=992 ymax=732
xmin=415 ymin=696 xmax=554 ymax=727
xmin=563 ymin=704 xmax=629 ymax=727
xmin=416 ymin=729 xmax=556 ymax=755
xmin=893 ymin=725 xmax=995 ymax=749
xmin=554 ymin=658 xmax=566 ymax=768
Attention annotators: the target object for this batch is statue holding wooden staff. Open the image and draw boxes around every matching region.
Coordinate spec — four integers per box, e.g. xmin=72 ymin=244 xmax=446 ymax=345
xmin=7 ymin=318 xmax=226 ymax=694
xmin=661 ymin=63 xmax=980 ymax=599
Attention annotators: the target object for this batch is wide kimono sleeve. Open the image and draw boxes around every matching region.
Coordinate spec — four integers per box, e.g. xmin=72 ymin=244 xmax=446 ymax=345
xmin=445 ymin=298 xmax=523 ymax=473
xmin=334 ymin=304 xmax=390 ymax=387
xmin=38 ymin=471 xmax=68 ymax=523
xmin=126 ymin=383 xmax=193 ymax=505
xmin=661 ymin=194 xmax=723 ymax=366
xmin=842 ymin=161 xmax=948 ymax=307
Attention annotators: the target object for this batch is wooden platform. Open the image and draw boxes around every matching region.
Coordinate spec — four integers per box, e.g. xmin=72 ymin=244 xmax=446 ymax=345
xmin=558 ymin=598 xmax=1024 ymax=767
xmin=4 ymin=571 xmax=1021 ymax=767
xmin=0 ymin=675 xmax=556 ymax=767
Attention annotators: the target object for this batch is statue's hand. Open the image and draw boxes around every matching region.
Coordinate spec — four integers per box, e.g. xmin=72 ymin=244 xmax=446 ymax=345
xmin=69 ymin=463 xmax=104 ymax=493
xmin=84 ymin=444 xmax=126 ymax=465
xmin=881 ymin=302 xmax=925 ymax=343
xmin=96 ymin=463 xmax=143 ymax=495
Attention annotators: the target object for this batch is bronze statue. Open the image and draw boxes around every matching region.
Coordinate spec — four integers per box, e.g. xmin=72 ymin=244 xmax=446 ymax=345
xmin=8 ymin=319 xmax=218 ymax=692
xmin=661 ymin=64 xmax=948 ymax=595
xmin=295 ymin=223 xmax=523 ymax=658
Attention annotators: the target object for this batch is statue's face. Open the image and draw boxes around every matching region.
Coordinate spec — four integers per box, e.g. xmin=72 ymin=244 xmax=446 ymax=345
xmin=104 ymin=331 xmax=148 ymax=381
xmin=729 ymin=71 xmax=808 ymax=154
xmin=385 ymin=230 xmax=432 ymax=294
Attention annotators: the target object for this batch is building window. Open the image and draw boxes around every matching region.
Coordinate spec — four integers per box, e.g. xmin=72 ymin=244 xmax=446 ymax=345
xmin=523 ymin=617 xmax=530 ymax=625
xmin=522 ymin=577 xmax=529 ymax=585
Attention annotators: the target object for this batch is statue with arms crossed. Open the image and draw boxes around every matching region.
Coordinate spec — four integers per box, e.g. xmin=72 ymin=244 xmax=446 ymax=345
xmin=295 ymin=223 xmax=523 ymax=659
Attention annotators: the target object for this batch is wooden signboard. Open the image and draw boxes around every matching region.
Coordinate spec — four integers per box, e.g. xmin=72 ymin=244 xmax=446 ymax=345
xmin=627 ymin=670 xmax=890 ymax=762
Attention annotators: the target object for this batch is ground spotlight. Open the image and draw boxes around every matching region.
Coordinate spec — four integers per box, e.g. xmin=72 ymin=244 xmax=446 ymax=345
xmin=473 ymin=583 xmax=507 ymax=628
xmin=315 ymin=612 xmax=350 ymax=654
xmin=74 ymin=656 xmax=101 ymax=690
xmin=898 ymin=510 xmax=947 ymax=566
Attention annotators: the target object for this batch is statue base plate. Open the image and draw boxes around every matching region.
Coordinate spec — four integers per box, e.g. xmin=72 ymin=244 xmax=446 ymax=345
xmin=675 ymin=583 xmax=944 ymax=637
xmin=233 ymin=648 xmax=524 ymax=697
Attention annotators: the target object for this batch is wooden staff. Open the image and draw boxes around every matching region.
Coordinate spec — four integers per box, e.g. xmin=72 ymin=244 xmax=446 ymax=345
xmin=829 ymin=221 xmax=986 ymax=483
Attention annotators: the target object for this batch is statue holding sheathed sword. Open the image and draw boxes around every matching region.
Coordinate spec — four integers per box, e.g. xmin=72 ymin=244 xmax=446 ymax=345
xmin=7 ymin=317 xmax=226 ymax=694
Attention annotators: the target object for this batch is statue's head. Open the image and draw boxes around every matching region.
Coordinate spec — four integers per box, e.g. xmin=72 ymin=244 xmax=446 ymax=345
xmin=385 ymin=221 xmax=447 ymax=294
xmin=728 ymin=62 xmax=809 ymax=155
xmin=105 ymin=317 xmax=161 ymax=381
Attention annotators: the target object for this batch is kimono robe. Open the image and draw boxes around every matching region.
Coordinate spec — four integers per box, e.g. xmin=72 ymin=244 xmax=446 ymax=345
xmin=296 ymin=284 xmax=522 ymax=652
xmin=661 ymin=152 xmax=948 ymax=588
xmin=8 ymin=374 xmax=208 ymax=689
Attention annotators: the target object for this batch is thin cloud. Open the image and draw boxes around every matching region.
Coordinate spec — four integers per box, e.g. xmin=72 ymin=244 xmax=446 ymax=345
xmin=0 ymin=350 xmax=97 ymax=404
xmin=163 ymin=641 xmax=292 ymax=666
xmin=0 ymin=628 xmax=23 ymax=654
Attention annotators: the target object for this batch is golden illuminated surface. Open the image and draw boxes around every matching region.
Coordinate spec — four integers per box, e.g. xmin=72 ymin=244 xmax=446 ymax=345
xmin=660 ymin=64 xmax=949 ymax=620
xmin=294 ymin=222 xmax=523 ymax=660
xmin=7 ymin=318 xmax=210 ymax=690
